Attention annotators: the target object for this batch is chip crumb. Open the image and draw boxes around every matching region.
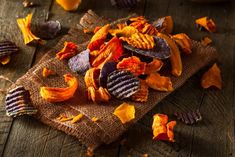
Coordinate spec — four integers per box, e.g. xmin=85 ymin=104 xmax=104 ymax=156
xmin=86 ymin=147 xmax=94 ymax=157
xmin=91 ymin=117 xmax=99 ymax=122
xmin=42 ymin=67 xmax=55 ymax=77
xmin=71 ymin=113 xmax=84 ymax=124
xmin=201 ymin=37 xmax=212 ymax=46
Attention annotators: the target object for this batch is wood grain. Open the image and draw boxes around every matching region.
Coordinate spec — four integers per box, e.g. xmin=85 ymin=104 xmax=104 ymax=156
xmin=0 ymin=0 xmax=234 ymax=157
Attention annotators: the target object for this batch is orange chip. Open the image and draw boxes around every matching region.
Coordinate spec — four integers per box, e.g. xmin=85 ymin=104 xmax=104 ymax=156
xmin=42 ymin=68 xmax=55 ymax=77
xmin=40 ymin=74 xmax=78 ymax=102
xmin=201 ymin=37 xmax=212 ymax=46
xmin=84 ymin=68 xmax=100 ymax=89
xmin=131 ymin=80 xmax=149 ymax=102
xmin=17 ymin=13 xmax=41 ymax=45
xmin=117 ymin=23 xmax=127 ymax=30
xmin=201 ymin=63 xmax=222 ymax=89
xmin=88 ymin=24 xmax=110 ymax=51
xmin=152 ymin=114 xmax=176 ymax=142
xmin=195 ymin=17 xmax=216 ymax=33
xmin=56 ymin=42 xmax=78 ymax=60
xmin=0 ymin=56 xmax=11 ymax=65
xmin=172 ymin=33 xmax=192 ymax=54
xmin=145 ymin=59 xmax=163 ymax=74
xmin=120 ymin=32 xmax=155 ymax=50
xmin=113 ymin=103 xmax=135 ymax=124
xmin=91 ymin=117 xmax=99 ymax=122
xmin=87 ymin=86 xmax=111 ymax=102
xmin=146 ymin=73 xmax=173 ymax=92
xmin=71 ymin=113 xmax=83 ymax=124
xmin=93 ymin=26 xmax=102 ymax=33
xmin=109 ymin=26 xmax=138 ymax=37
xmin=117 ymin=56 xmax=146 ymax=76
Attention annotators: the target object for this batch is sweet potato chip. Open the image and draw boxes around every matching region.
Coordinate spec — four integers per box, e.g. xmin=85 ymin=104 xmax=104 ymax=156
xmin=195 ymin=17 xmax=216 ymax=33
xmin=201 ymin=63 xmax=222 ymax=89
xmin=40 ymin=74 xmax=78 ymax=102
xmin=131 ymin=80 xmax=149 ymax=102
xmin=42 ymin=68 xmax=55 ymax=77
xmin=57 ymin=114 xmax=73 ymax=122
xmin=157 ymin=33 xmax=182 ymax=76
xmin=201 ymin=37 xmax=212 ymax=46
xmin=56 ymin=42 xmax=78 ymax=60
xmin=84 ymin=68 xmax=100 ymax=89
xmin=92 ymin=37 xmax=123 ymax=67
xmin=113 ymin=102 xmax=135 ymax=124
xmin=88 ymin=24 xmax=110 ymax=51
xmin=145 ymin=59 xmax=163 ymax=74
xmin=87 ymin=86 xmax=111 ymax=102
xmin=152 ymin=16 xmax=174 ymax=34
xmin=109 ymin=26 xmax=138 ymax=37
xmin=71 ymin=113 xmax=83 ymax=124
xmin=120 ymin=32 xmax=155 ymax=50
xmin=152 ymin=114 xmax=176 ymax=142
xmin=117 ymin=56 xmax=146 ymax=76
xmin=172 ymin=33 xmax=192 ymax=54
xmin=17 ymin=13 xmax=40 ymax=45
xmin=91 ymin=117 xmax=99 ymax=122
xmin=93 ymin=26 xmax=102 ymax=33
xmin=0 ymin=56 xmax=11 ymax=65
xmin=146 ymin=73 xmax=173 ymax=92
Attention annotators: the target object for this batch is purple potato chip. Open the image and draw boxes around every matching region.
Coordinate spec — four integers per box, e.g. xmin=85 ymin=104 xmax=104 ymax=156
xmin=123 ymin=36 xmax=171 ymax=59
xmin=99 ymin=61 xmax=117 ymax=87
xmin=68 ymin=49 xmax=91 ymax=75
xmin=0 ymin=41 xmax=19 ymax=58
xmin=32 ymin=20 xmax=61 ymax=39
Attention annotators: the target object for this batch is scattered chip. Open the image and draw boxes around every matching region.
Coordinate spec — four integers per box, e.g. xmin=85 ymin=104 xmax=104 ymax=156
xmin=195 ymin=16 xmax=216 ymax=33
xmin=42 ymin=68 xmax=55 ymax=77
xmin=107 ymin=70 xmax=140 ymax=99
xmin=172 ymin=33 xmax=192 ymax=54
xmin=56 ymin=42 xmax=78 ymax=60
xmin=201 ymin=37 xmax=212 ymax=46
xmin=201 ymin=63 xmax=222 ymax=89
xmin=91 ymin=117 xmax=99 ymax=122
xmin=174 ymin=109 xmax=202 ymax=125
xmin=71 ymin=113 xmax=83 ymax=124
xmin=113 ymin=102 xmax=135 ymax=124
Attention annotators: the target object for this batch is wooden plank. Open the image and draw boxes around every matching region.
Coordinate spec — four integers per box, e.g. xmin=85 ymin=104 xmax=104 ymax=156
xmin=118 ymin=0 xmax=234 ymax=157
xmin=0 ymin=0 xmax=53 ymax=157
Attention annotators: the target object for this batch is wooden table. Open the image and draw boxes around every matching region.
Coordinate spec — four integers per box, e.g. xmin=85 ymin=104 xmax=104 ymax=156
xmin=0 ymin=0 xmax=234 ymax=156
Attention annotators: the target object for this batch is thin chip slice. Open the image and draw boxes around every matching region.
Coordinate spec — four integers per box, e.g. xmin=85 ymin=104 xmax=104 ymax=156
xmin=146 ymin=73 xmax=173 ymax=92
xmin=17 ymin=13 xmax=40 ymax=44
xmin=109 ymin=26 xmax=138 ymax=37
xmin=131 ymin=80 xmax=149 ymax=102
xmin=172 ymin=33 xmax=192 ymax=54
xmin=145 ymin=59 xmax=163 ymax=74
xmin=91 ymin=117 xmax=99 ymax=122
xmin=117 ymin=56 xmax=146 ymax=76
xmin=42 ymin=68 xmax=55 ymax=77
xmin=120 ymin=32 xmax=155 ymax=50
xmin=84 ymin=68 xmax=100 ymax=89
xmin=107 ymin=70 xmax=140 ymax=99
xmin=71 ymin=113 xmax=83 ymax=124
xmin=201 ymin=63 xmax=222 ymax=89
xmin=56 ymin=42 xmax=78 ymax=60
xmin=195 ymin=16 xmax=216 ymax=33
xmin=113 ymin=102 xmax=135 ymax=124
xmin=0 ymin=56 xmax=11 ymax=65
xmin=201 ymin=37 xmax=212 ymax=46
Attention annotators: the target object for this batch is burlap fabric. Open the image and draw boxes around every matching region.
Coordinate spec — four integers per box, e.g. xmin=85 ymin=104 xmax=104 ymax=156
xmin=7 ymin=10 xmax=217 ymax=149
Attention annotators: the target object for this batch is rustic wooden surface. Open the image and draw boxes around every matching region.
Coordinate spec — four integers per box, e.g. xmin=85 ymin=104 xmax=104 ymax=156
xmin=0 ymin=0 xmax=234 ymax=157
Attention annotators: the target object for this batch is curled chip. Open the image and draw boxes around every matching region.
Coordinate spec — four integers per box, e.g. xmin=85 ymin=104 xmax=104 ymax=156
xmin=84 ymin=68 xmax=100 ymax=89
xmin=92 ymin=37 xmax=123 ymax=67
xmin=5 ymin=86 xmax=37 ymax=117
xmin=157 ymin=33 xmax=182 ymax=76
xmin=109 ymin=26 xmax=138 ymax=37
xmin=99 ymin=61 xmax=117 ymax=87
xmin=68 ymin=49 xmax=91 ymax=75
xmin=87 ymin=86 xmax=111 ymax=102
xmin=201 ymin=37 xmax=212 ymax=46
xmin=87 ymin=24 xmax=110 ymax=51
xmin=17 ymin=13 xmax=40 ymax=45
xmin=195 ymin=16 xmax=216 ymax=33
xmin=56 ymin=42 xmax=78 ymax=60
xmin=42 ymin=68 xmax=55 ymax=77
xmin=174 ymin=109 xmax=202 ymax=125
xmin=120 ymin=32 xmax=155 ymax=50
xmin=152 ymin=16 xmax=173 ymax=34
xmin=113 ymin=102 xmax=135 ymax=124
xmin=146 ymin=73 xmax=173 ymax=92
xmin=40 ymin=74 xmax=78 ymax=102
xmin=172 ymin=33 xmax=192 ymax=54
xmin=152 ymin=114 xmax=176 ymax=142
xmin=71 ymin=113 xmax=83 ymax=124
xmin=31 ymin=20 xmax=61 ymax=39
xmin=117 ymin=56 xmax=146 ymax=76
xmin=201 ymin=63 xmax=222 ymax=89
xmin=145 ymin=59 xmax=163 ymax=74
xmin=107 ymin=70 xmax=140 ymax=99
xmin=131 ymin=80 xmax=149 ymax=102
xmin=123 ymin=36 xmax=171 ymax=60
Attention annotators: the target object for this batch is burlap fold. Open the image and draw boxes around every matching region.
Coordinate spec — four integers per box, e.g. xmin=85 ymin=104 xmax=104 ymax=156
xmin=7 ymin=10 xmax=217 ymax=149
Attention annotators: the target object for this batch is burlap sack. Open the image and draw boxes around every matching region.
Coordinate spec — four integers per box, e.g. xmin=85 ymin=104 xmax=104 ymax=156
xmin=6 ymin=10 xmax=217 ymax=149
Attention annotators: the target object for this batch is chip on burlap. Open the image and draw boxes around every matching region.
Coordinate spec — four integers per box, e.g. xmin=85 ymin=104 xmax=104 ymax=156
xmin=6 ymin=10 xmax=217 ymax=149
